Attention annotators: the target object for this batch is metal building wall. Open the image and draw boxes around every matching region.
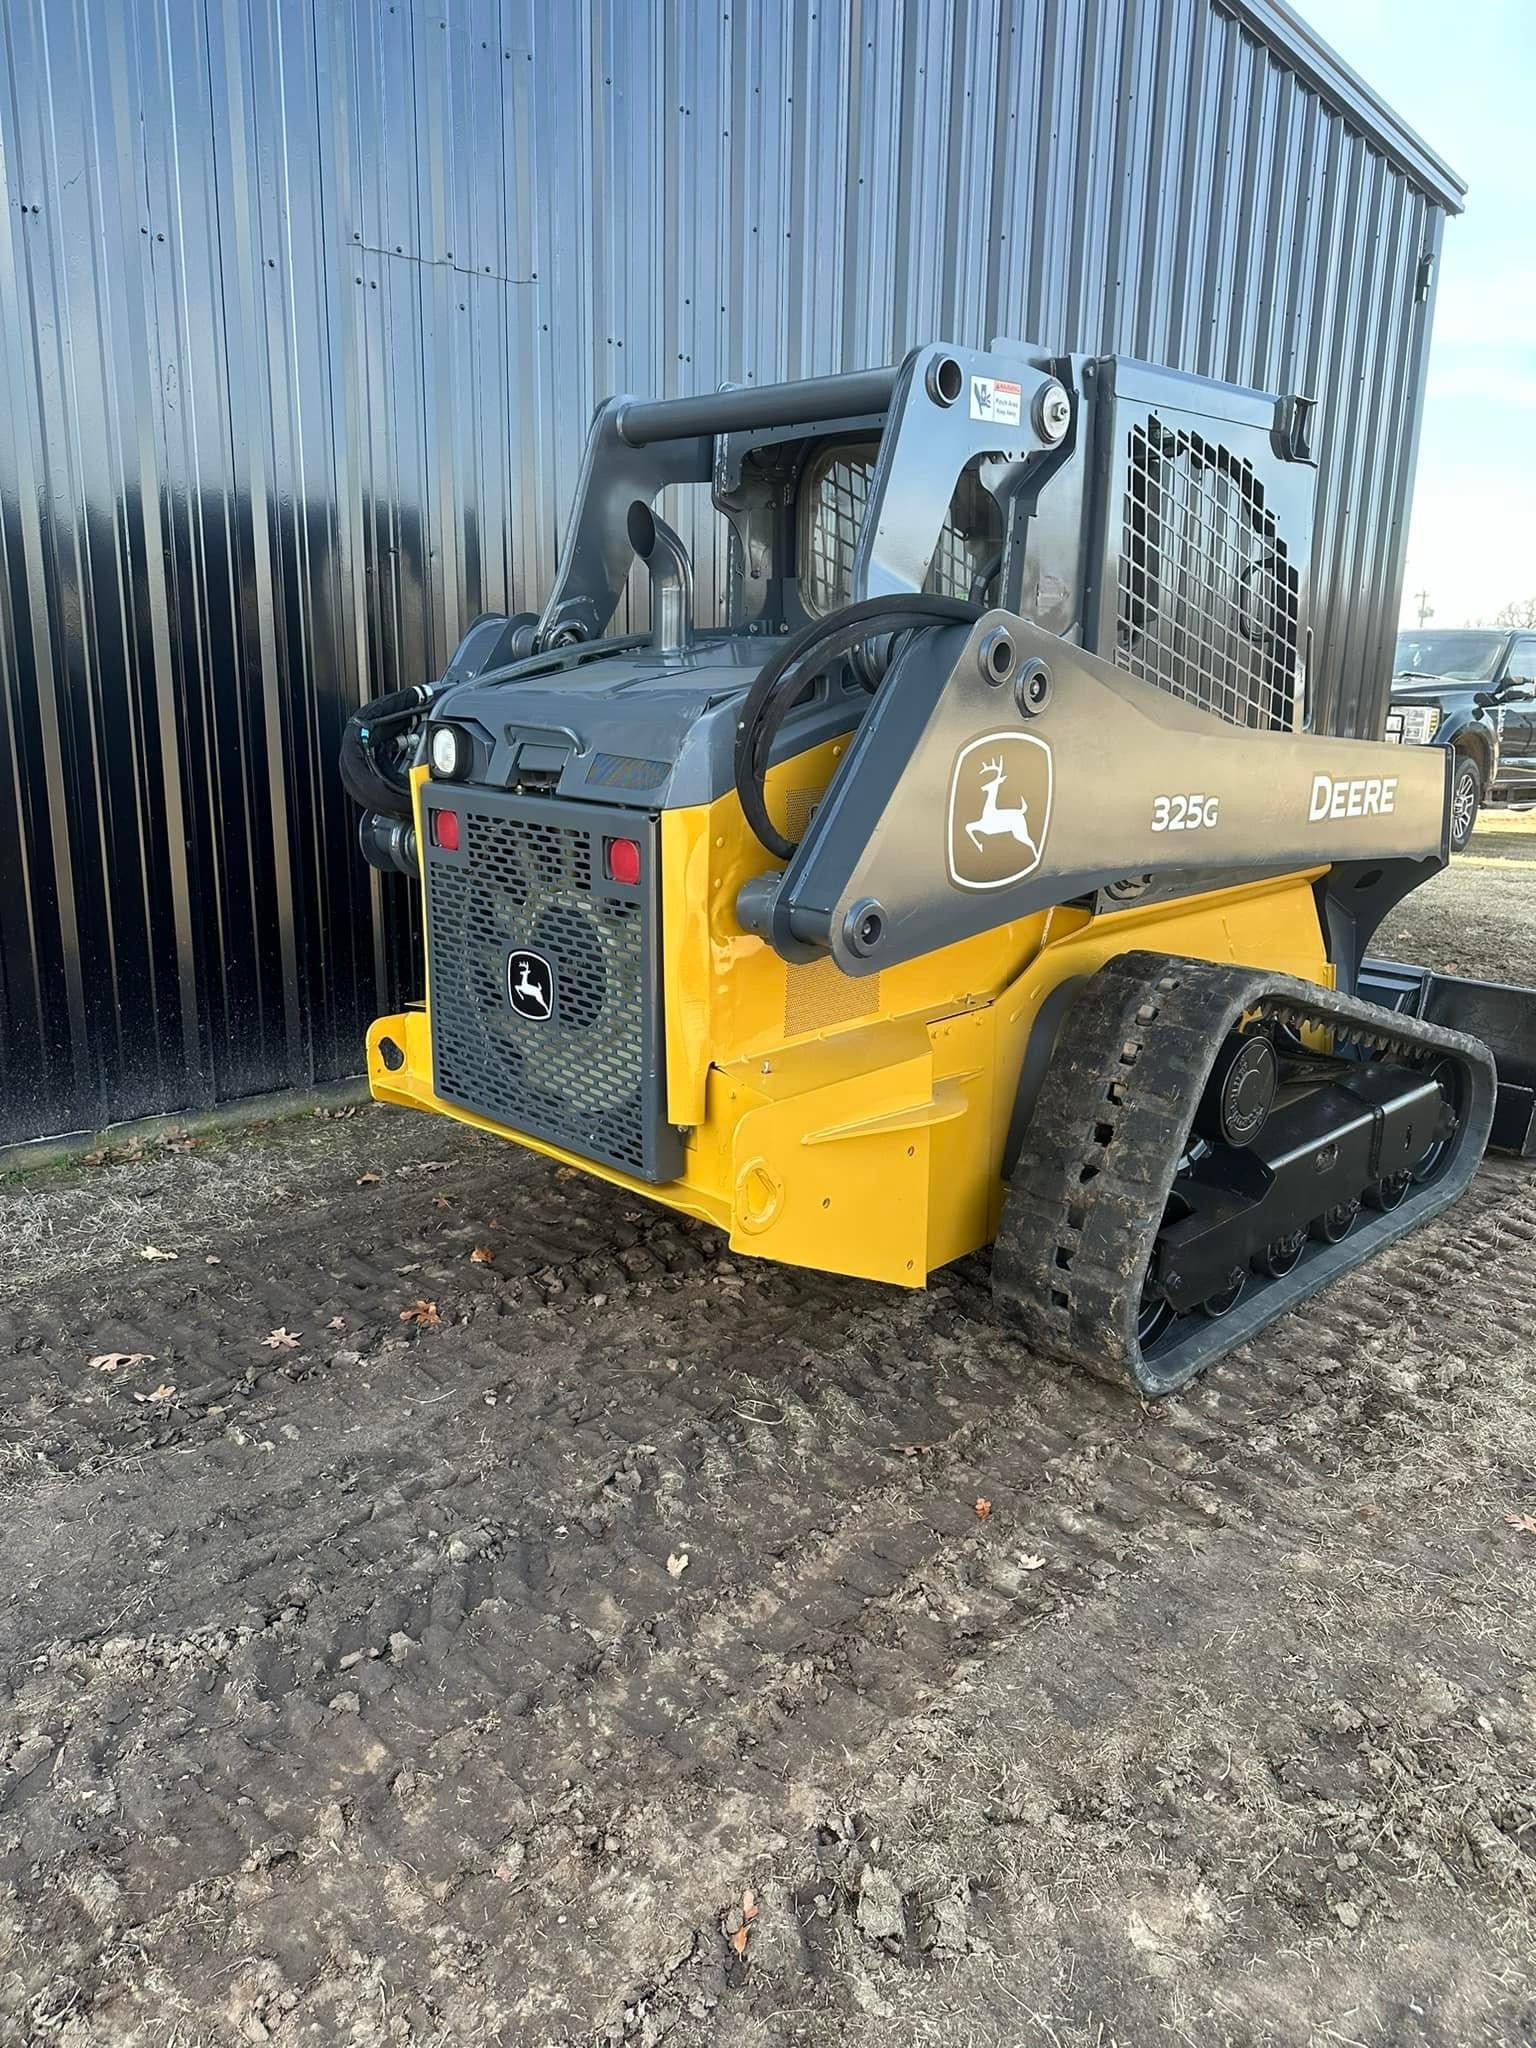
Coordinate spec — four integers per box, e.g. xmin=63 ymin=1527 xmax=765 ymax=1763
xmin=0 ymin=0 xmax=1462 ymax=1145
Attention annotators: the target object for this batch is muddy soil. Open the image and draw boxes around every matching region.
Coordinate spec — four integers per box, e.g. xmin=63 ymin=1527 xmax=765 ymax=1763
xmin=2 ymin=816 xmax=1534 ymax=2047
xmin=1375 ymin=805 xmax=1536 ymax=983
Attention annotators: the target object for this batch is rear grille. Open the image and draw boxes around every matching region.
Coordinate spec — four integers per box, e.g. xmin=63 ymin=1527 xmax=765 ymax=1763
xmin=1118 ymin=414 xmax=1300 ymax=731
xmin=423 ymin=790 xmax=679 ymax=1182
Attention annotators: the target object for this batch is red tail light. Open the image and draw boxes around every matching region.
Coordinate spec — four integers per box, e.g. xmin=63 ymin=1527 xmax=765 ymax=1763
xmin=605 ymin=836 xmax=641 ymax=885
xmin=431 ymin=809 xmax=461 ymax=852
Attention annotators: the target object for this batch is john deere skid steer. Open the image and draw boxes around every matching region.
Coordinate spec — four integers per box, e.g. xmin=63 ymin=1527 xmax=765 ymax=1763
xmin=342 ymin=342 xmax=1536 ymax=1395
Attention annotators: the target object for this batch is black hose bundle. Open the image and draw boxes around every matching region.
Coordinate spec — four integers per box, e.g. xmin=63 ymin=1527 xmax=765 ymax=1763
xmin=732 ymin=594 xmax=982 ymax=860
xmin=338 ymin=683 xmax=437 ymax=820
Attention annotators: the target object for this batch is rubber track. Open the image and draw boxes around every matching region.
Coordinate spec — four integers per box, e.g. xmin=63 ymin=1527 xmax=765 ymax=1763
xmin=993 ymin=950 xmax=1498 ymax=1396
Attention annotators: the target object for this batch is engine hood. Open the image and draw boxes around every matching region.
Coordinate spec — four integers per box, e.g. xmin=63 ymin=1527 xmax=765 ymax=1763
xmin=1389 ymin=678 xmax=1480 ymax=708
xmin=430 ymin=632 xmax=861 ymax=811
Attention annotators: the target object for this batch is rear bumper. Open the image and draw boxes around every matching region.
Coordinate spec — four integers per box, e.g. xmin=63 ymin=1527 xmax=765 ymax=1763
xmin=1359 ymin=958 xmax=1536 ymax=1156
xmin=367 ymin=1006 xmax=726 ymax=1229
xmin=365 ymin=1002 xmax=963 ymax=1289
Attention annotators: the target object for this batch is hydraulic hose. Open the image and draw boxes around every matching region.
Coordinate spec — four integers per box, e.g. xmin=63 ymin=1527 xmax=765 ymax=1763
xmin=339 ymin=630 xmax=650 ymax=822
xmin=733 ymin=593 xmax=983 ymax=860
xmin=339 ymin=682 xmax=437 ymax=820
xmin=969 ymin=547 xmax=1004 ymax=605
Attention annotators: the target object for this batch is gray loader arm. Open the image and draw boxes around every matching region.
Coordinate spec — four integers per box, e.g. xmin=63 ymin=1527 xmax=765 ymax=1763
xmin=738 ymin=615 xmax=1450 ymax=978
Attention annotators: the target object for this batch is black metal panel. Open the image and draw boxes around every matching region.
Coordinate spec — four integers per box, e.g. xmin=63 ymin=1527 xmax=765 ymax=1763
xmin=1359 ymin=957 xmax=1536 ymax=1158
xmin=0 ymin=0 xmax=1462 ymax=1144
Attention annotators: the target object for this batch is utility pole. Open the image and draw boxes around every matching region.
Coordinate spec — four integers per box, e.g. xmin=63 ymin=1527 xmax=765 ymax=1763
xmin=1413 ymin=588 xmax=1433 ymax=628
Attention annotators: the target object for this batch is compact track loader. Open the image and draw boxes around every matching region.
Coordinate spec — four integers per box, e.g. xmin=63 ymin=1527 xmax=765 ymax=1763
xmin=343 ymin=341 xmax=1536 ymax=1395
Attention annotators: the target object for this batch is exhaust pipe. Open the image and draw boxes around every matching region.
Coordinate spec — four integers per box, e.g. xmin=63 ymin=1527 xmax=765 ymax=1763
xmin=627 ymin=500 xmax=694 ymax=654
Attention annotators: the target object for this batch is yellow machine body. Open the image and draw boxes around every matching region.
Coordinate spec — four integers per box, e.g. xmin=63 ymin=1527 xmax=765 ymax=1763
xmin=368 ymin=754 xmax=1334 ymax=1290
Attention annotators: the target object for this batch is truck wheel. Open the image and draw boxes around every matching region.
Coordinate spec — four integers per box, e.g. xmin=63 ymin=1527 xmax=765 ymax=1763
xmin=1449 ymin=752 xmax=1482 ymax=851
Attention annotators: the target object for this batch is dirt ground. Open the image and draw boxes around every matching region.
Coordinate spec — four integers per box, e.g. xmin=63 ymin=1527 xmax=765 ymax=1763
xmin=2 ymin=812 xmax=1534 ymax=2048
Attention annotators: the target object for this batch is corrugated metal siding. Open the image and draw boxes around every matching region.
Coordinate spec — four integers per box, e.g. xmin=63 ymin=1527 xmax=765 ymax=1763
xmin=0 ymin=0 xmax=1458 ymax=1145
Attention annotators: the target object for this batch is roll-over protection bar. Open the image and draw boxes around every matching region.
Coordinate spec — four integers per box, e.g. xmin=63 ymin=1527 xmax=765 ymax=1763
xmin=614 ymin=367 xmax=901 ymax=447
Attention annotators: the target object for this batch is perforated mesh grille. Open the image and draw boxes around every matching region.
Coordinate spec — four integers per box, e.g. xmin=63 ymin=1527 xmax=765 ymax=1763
xmin=799 ymin=444 xmax=996 ymax=615
xmin=426 ymin=805 xmax=657 ymax=1176
xmin=1118 ymin=416 xmax=1300 ymax=731
xmin=586 ymin=752 xmax=667 ymax=791
xmin=783 ymin=957 xmax=881 ymax=1037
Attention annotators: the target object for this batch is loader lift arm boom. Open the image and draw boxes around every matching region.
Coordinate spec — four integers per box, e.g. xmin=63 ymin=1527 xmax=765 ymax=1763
xmin=736 ymin=613 xmax=1451 ymax=978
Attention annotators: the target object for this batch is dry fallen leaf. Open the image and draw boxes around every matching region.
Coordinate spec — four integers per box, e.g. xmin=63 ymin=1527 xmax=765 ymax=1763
xmin=742 ymin=1888 xmax=758 ymax=1921
xmin=975 ymin=1497 xmax=993 ymax=1521
xmin=139 ymin=1245 xmax=178 ymax=1262
xmin=469 ymin=1246 xmax=495 ymax=1265
xmin=89 ymin=1352 xmax=154 ymax=1373
xmin=327 ymin=1316 xmax=347 ymax=1332
xmin=135 ymin=1384 xmax=177 ymax=1404
xmin=400 ymin=1299 xmax=441 ymax=1327
xmin=1019 ymin=1552 xmax=1046 ymax=1572
xmin=666 ymin=1551 xmax=690 ymax=1578
xmin=432 ymin=1195 xmax=453 ymax=1211
xmin=356 ymin=1171 xmax=381 ymax=1186
xmin=204 ymin=1254 xmax=222 ymax=1266
xmin=1506 ymin=1512 xmax=1536 ymax=1535
xmin=261 ymin=1328 xmax=302 ymax=1350
xmin=730 ymin=1926 xmax=750 ymax=1956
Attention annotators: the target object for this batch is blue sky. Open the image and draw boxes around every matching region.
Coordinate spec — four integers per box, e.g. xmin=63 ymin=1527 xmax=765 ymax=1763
xmin=1299 ymin=0 xmax=1535 ymax=627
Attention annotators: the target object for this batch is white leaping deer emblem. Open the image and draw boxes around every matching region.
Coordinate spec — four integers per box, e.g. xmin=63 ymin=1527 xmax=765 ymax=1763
xmin=965 ymin=757 xmax=1038 ymax=860
xmin=511 ymin=956 xmax=552 ymax=1017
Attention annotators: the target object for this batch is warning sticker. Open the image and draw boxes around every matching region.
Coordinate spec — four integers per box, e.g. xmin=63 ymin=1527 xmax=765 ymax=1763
xmin=969 ymin=375 xmax=1022 ymax=426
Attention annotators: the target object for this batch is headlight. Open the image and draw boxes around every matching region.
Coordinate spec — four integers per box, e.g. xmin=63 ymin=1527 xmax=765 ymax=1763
xmin=1396 ymin=705 xmax=1441 ymax=744
xmin=428 ymin=722 xmax=474 ymax=779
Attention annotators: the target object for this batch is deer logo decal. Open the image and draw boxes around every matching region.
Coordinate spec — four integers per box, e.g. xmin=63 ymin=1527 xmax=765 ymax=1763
xmin=946 ymin=731 xmax=1053 ymax=890
xmin=506 ymin=949 xmax=556 ymax=1021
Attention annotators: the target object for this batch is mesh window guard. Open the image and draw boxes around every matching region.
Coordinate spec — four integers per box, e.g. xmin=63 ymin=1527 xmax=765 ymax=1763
xmin=798 ymin=442 xmax=1000 ymax=616
xmin=1118 ymin=416 xmax=1300 ymax=732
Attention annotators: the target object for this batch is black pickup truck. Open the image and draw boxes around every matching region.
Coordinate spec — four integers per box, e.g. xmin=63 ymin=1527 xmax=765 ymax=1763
xmin=1386 ymin=628 xmax=1536 ymax=849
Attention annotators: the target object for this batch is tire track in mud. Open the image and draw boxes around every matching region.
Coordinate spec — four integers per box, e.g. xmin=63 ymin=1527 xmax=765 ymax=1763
xmin=3 ymin=1144 xmax=1532 ymax=2039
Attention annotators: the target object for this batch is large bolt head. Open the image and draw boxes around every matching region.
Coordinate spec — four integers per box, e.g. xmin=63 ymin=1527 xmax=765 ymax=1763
xmin=1035 ymin=379 xmax=1072 ymax=443
xmin=842 ymin=898 xmax=886 ymax=959
xmin=1013 ymin=657 xmax=1053 ymax=717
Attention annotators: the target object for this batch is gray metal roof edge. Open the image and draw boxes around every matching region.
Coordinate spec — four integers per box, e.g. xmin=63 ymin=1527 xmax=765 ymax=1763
xmin=1220 ymin=0 xmax=1468 ymax=213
